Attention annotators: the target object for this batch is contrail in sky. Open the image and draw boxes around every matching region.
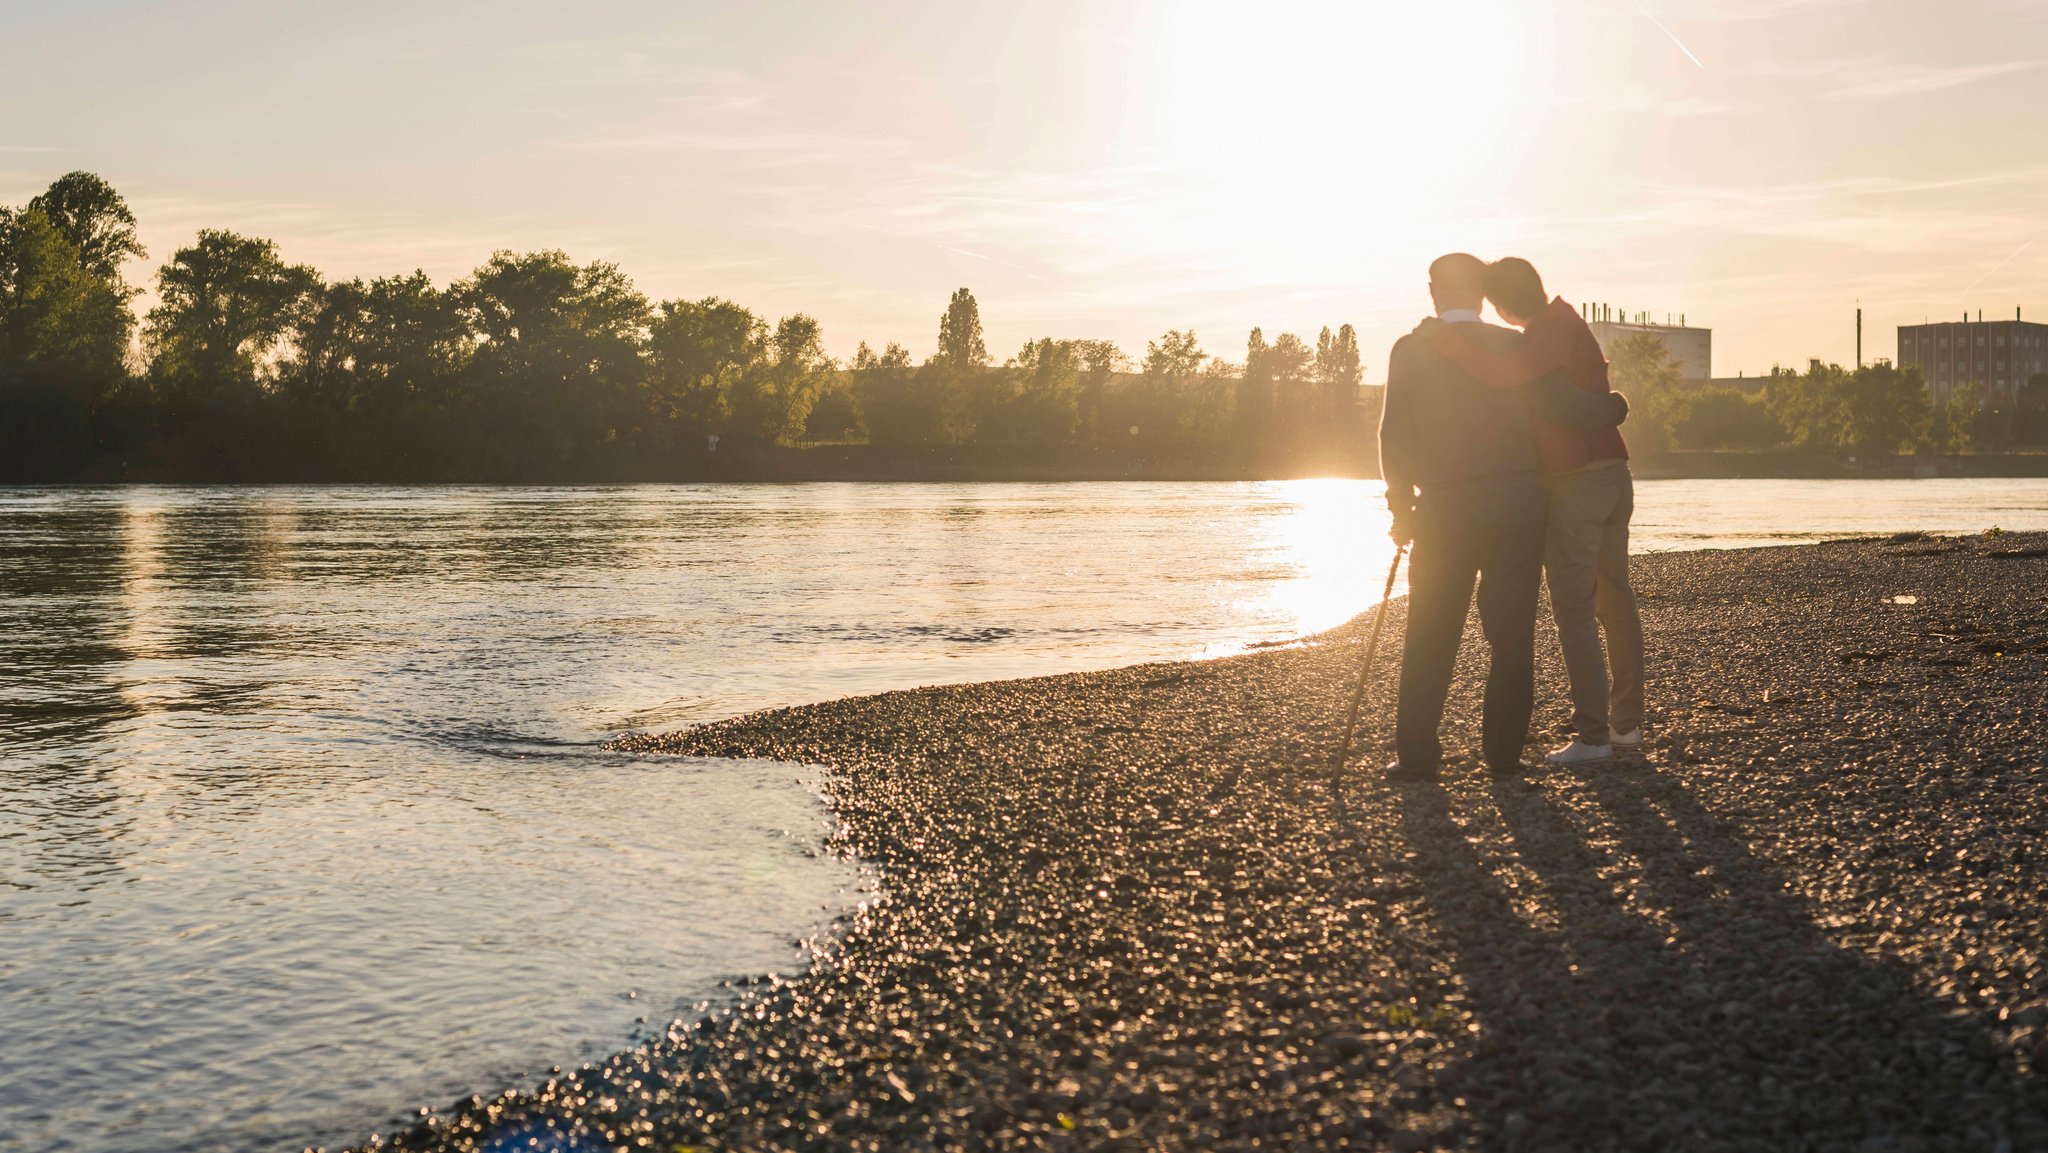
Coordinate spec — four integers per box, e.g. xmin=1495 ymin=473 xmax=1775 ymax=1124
xmin=1631 ymin=0 xmax=1704 ymax=69
xmin=1964 ymin=238 xmax=2034 ymax=297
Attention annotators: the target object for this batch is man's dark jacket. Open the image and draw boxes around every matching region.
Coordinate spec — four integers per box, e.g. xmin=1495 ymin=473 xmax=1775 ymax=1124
xmin=1378 ymin=320 xmax=1625 ymax=518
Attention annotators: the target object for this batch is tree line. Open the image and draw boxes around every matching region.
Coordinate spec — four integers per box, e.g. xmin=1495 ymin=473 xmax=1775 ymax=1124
xmin=1609 ymin=333 xmax=2048 ymax=457
xmin=0 ymin=172 xmax=1369 ymax=481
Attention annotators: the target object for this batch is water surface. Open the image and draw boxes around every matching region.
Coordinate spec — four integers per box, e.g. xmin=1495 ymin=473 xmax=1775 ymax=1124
xmin=5 ymin=478 xmax=2046 ymax=1153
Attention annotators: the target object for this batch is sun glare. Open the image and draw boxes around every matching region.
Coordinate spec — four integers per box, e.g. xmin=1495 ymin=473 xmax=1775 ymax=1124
xmin=1259 ymin=478 xmax=1401 ymax=641
xmin=1135 ymin=0 xmax=1538 ymax=282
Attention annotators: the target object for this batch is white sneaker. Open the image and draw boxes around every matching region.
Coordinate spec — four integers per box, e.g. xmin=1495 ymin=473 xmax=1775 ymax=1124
xmin=1546 ymin=738 xmax=1614 ymax=765
xmin=1611 ymin=729 xmax=1643 ymax=750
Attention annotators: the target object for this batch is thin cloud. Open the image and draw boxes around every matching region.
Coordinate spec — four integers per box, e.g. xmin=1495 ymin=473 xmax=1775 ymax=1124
xmin=1533 ymin=83 xmax=1743 ymax=117
xmin=1963 ymin=238 xmax=2036 ymax=297
xmin=1755 ymin=55 xmax=2041 ymax=102
xmin=558 ymin=130 xmax=909 ymax=169
xmin=940 ymin=246 xmax=1047 ymax=281
xmin=1592 ymin=170 xmax=2048 ymax=260
xmin=1655 ymin=0 xmax=1873 ymax=22
xmin=1630 ymin=0 xmax=1705 ymax=67
xmin=1823 ymin=60 xmax=2038 ymax=102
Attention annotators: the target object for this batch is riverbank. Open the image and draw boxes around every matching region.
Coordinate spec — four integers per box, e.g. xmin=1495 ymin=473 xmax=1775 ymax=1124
xmin=33 ymin=442 xmax=2048 ymax=484
xmin=358 ymin=532 xmax=2048 ymax=1153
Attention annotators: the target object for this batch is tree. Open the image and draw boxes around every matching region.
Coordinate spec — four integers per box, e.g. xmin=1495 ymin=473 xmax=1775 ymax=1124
xmin=2016 ymin=373 xmax=2048 ymax=445
xmin=351 ymin=272 xmax=469 ymax=410
xmin=1071 ymin=339 xmax=1126 ymax=440
xmin=455 ymin=249 xmax=651 ymax=474
xmin=28 ymin=172 xmax=145 ymax=284
xmin=1839 ymin=361 xmax=1929 ymax=456
xmin=729 ymin=313 xmax=830 ymax=445
xmin=855 ymin=341 xmax=966 ymax=449
xmin=804 ymin=374 xmax=863 ymax=442
xmin=1142 ymin=329 xmax=1205 ymax=380
xmin=0 ymin=205 xmax=138 ymax=476
xmin=1932 ymin=382 xmax=1983 ymax=453
xmin=1266 ymin=331 xmax=1316 ymax=431
xmin=1764 ymin=360 xmax=1850 ymax=454
xmin=647 ymin=297 xmax=762 ymax=439
xmin=0 ymin=206 xmax=132 ymax=375
xmin=1132 ymin=330 xmax=1214 ymax=449
xmin=1314 ymin=324 xmax=1363 ymax=420
xmin=1238 ymin=327 xmax=1273 ymax=437
xmin=284 ymin=271 xmax=467 ymax=416
xmin=1001 ymin=338 xmax=1085 ymax=450
xmin=144 ymin=229 xmax=319 ymax=403
xmin=1607 ymin=332 xmax=1687 ymax=452
xmin=1670 ymin=387 xmax=1784 ymax=450
xmin=935 ymin=287 xmax=989 ymax=369
xmin=284 ymin=276 xmax=372 ymax=412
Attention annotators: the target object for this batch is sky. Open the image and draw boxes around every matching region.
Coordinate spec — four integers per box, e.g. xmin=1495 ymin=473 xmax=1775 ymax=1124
xmin=3 ymin=0 xmax=2045 ymax=379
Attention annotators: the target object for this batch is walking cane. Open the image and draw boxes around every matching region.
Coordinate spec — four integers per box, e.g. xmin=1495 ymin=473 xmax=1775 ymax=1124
xmin=1332 ymin=543 xmax=1407 ymax=774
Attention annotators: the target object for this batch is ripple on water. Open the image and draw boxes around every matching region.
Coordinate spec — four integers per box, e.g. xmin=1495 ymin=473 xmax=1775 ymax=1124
xmin=5 ymin=479 xmax=2048 ymax=1153
xmin=0 ymin=752 xmax=867 ymax=1153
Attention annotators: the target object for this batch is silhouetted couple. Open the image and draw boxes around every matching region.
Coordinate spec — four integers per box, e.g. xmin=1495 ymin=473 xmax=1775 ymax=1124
xmin=1377 ymin=253 xmax=1645 ymax=781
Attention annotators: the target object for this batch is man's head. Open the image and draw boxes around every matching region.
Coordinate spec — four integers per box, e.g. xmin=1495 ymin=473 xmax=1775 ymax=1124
xmin=1428 ymin=253 xmax=1488 ymax=315
xmin=1484 ymin=257 xmax=1549 ymax=327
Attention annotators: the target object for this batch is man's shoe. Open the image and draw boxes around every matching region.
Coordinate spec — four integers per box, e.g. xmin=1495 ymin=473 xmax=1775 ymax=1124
xmin=1611 ymin=729 xmax=1643 ymax=751
xmin=1484 ymin=759 xmax=1526 ymax=780
xmin=1546 ymin=738 xmax=1614 ymax=765
xmin=1385 ymin=759 xmax=1439 ymax=783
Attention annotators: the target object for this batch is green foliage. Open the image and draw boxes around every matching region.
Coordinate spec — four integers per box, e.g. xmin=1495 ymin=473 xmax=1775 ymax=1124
xmin=936 ymin=287 xmax=988 ymax=369
xmin=454 ymin=249 xmax=651 ymax=472
xmin=1762 ymin=362 xmax=1847 ymax=453
xmin=1931 ymin=382 xmax=1984 ymax=453
xmin=1125 ymin=329 xmax=1239 ymax=449
xmin=991 ymin=338 xmax=1085 ymax=450
xmin=0 ymin=205 xmax=137 ymax=477
xmin=1669 ymin=386 xmax=1784 ymax=450
xmin=1265 ymin=331 xmax=1315 ymax=434
xmin=28 ymin=171 xmax=146 ymax=284
xmin=1142 ymin=329 xmax=1205 ymax=380
xmin=0 ymin=173 xmax=1383 ymax=478
xmin=1839 ymin=361 xmax=1929 ymax=455
xmin=286 ymin=271 xmax=468 ymax=414
xmin=1237 ymin=328 xmax=1273 ymax=436
xmin=1314 ymin=324 xmax=1364 ymax=419
xmin=0 ymin=206 xmax=132 ymax=376
xmin=648 ymin=297 xmax=759 ymax=439
xmin=854 ymin=341 xmax=967 ymax=449
xmin=1604 ymin=333 xmax=1686 ymax=452
xmin=1069 ymin=338 xmax=1127 ymax=441
xmin=803 ymin=376 xmax=862 ymax=442
xmin=2015 ymin=373 xmax=2048 ymax=445
xmin=729 ymin=313 xmax=830 ymax=446
xmin=1604 ymin=333 xmax=1791 ymax=452
xmin=145 ymin=229 xmax=319 ymax=403
xmin=1756 ymin=360 xmax=1930 ymax=457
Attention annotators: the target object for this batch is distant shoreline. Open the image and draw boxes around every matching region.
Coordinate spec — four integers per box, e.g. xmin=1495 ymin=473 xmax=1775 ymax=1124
xmin=18 ymin=446 xmax=2048 ymax=485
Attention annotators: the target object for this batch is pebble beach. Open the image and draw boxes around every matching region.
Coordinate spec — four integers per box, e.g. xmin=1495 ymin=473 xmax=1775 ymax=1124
xmin=355 ymin=531 xmax=2048 ymax=1153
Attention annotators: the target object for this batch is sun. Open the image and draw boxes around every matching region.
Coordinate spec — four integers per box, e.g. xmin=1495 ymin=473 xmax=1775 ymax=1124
xmin=1130 ymin=0 xmax=1540 ymax=284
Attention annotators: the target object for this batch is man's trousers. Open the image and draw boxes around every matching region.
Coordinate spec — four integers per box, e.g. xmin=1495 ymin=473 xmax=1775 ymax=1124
xmin=1394 ymin=475 xmax=1547 ymax=772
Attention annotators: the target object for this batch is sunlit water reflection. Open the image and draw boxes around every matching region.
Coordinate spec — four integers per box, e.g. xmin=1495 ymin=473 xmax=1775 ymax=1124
xmin=4 ymin=478 xmax=2047 ymax=1153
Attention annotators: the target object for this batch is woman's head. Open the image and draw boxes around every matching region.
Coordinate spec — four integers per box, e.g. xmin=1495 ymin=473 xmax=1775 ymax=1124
xmin=1484 ymin=257 xmax=1549 ymax=327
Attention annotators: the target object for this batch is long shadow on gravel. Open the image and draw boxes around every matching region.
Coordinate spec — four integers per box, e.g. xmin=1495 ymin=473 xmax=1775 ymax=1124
xmin=1400 ymin=767 xmax=2040 ymax=1153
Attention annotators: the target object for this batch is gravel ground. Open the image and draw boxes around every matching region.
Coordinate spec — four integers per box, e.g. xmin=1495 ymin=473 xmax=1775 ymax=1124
xmin=353 ymin=532 xmax=2048 ymax=1153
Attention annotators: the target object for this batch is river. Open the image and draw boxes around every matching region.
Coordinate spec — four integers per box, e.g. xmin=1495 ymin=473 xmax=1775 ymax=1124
xmin=4 ymin=478 xmax=2045 ymax=1153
